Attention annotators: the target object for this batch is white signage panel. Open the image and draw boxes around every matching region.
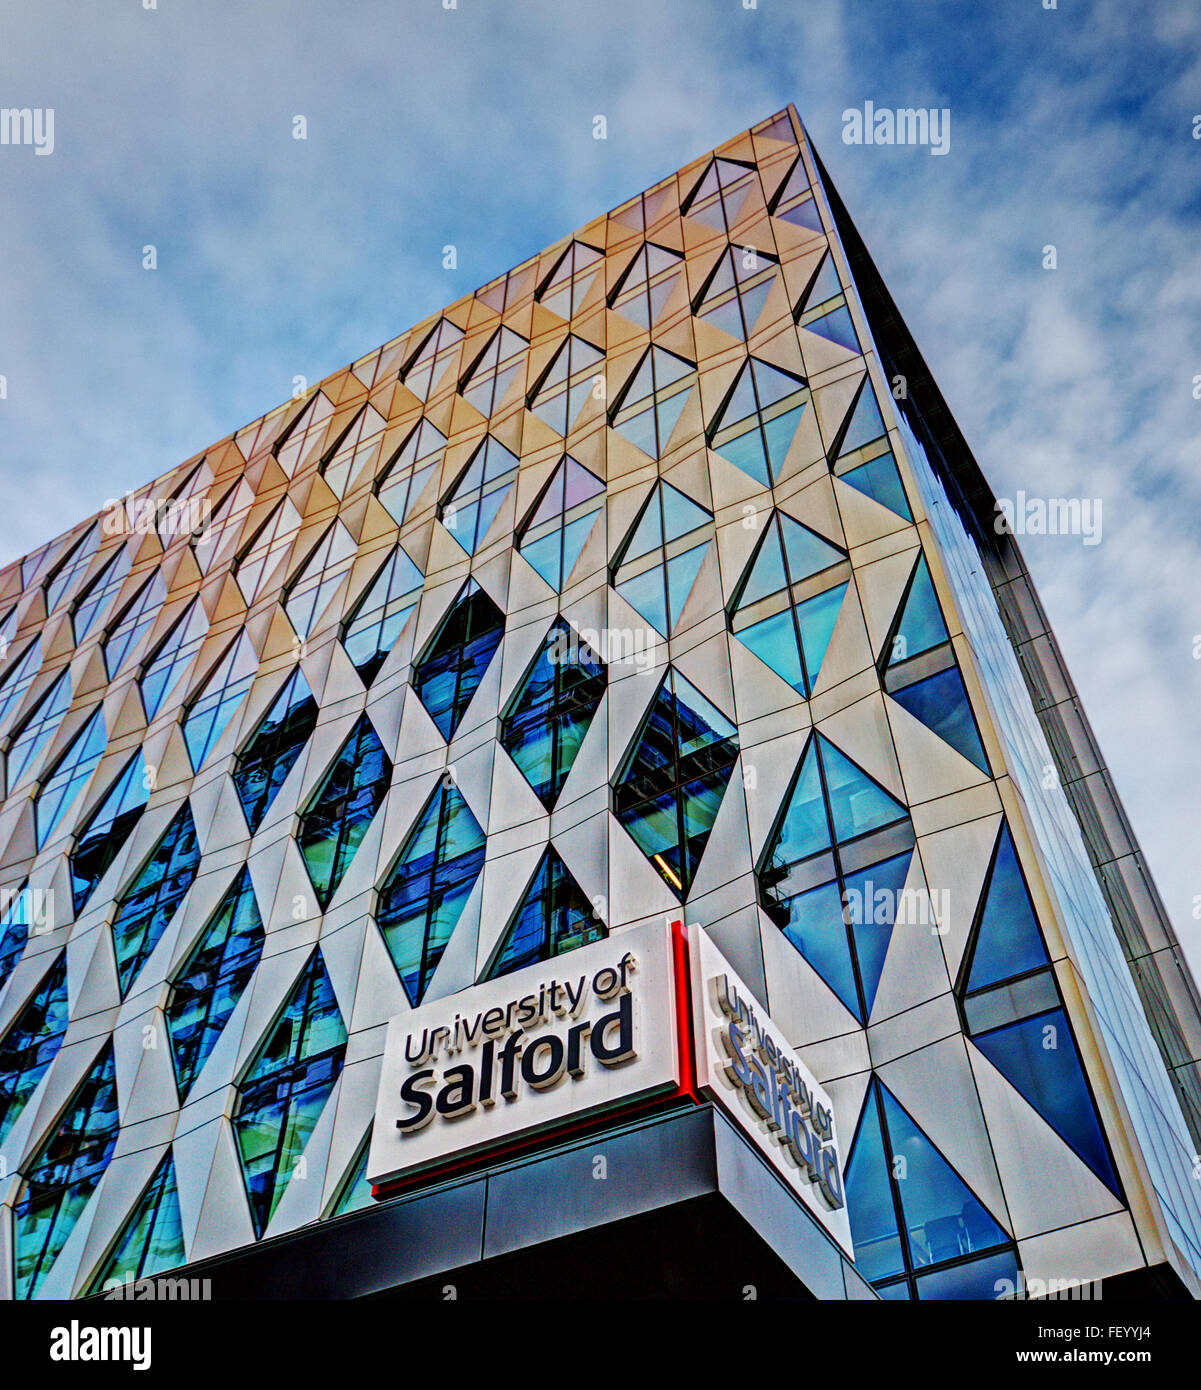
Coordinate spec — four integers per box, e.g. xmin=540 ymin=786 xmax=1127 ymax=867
xmin=689 ymin=927 xmax=855 ymax=1258
xmin=368 ymin=920 xmax=680 ymax=1189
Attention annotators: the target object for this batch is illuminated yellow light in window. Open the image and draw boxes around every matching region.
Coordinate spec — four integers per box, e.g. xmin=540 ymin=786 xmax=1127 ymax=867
xmin=653 ymin=853 xmax=683 ymax=891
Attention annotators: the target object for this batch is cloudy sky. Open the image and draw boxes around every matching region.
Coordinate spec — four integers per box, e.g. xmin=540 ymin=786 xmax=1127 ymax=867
xmin=1 ymin=0 xmax=1199 ymax=961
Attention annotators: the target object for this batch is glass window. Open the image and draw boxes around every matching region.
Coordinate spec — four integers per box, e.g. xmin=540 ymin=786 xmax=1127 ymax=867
xmin=0 ymin=638 xmax=42 ymax=731
xmin=0 ymin=954 xmax=69 ymax=1145
xmin=882 ymin=554 xmax=989 ymax=773
xmin=111 ymin=803 xmax=201 ymax=996
xmin=340 ymin=546 xmax=424 ymax=685
xmin=70 ymin=752 xmax=151 ymax=915
xmin=401 ymin=318 xmax=464 ymax=402
xmin=771 ymin=168 xmax=823 ymax=234
xmin=375 ymin=417 xmax=447 ymax=528
xmin=88 ymin=1154 xmax=184 ymax=1291
xmin=6 ymin=668 xmax=71 ymax=790
xmin=680 ymin=157 xmax=760 ymax=234
xmin=412 ymin=579 xmax=505 ymax=741
xmin=459 ymin=326 xmax=528 ymax=418
xmin=283 ymin=522 xmax=356 ymax=639
xmin=103 ymin=572 xmax=168 ymax=677
xmin=439 ymin=435 xmax=519 ymax=555
xmin=611 ymin=479 xmax=713 ymax=638
xmin=958 ymin=822 xmax=1119 ymax=1194
xmin=730 ymin=509 xmax=849 ymax=696
xmin=70 ymin=544 xmax=133 ymax=643
xmin=166 ymin=865 xmax=264 ymax=1097
xmin=758 ymin=733 xmax=913 ymax=1022
xmin=608 ymin=242 xmax=684 ymax=330
xmin=273 ymin=391 xmax=335 ymax=478
xmin=0 ymin=883 xmax=36 ymax=988
xmin=845 ymin=1076 xmax=1014 ymax=1300
xmin=140 ymin=599 xmax=209 ymax=720
xmin=298 ymin=715 xmax=392 ymax=909
xmin=233 ymin=497 xmax=303 ymax=605
xmin=517 ymin=455 xmax=605 ymax=592
xmin=35 ymin=705 xmax=106 ymax=849
xmin=613 ymin=666 xmax=739 ymax=897
xmin=693 ymin=245 xmax=779 ymax=341
xmin=831 ymin=377 xmax=912 ymax=521
xmin=14 ymin=1042 xmax=120 ymax=1299
xmin=527 ymin=335 xmax=604 ymax=437
xmin=708 ymin=355 xmax=810 ymax=489
xmin=234 ymin=950 xmax=346 ymax=1237
xmin=191 ymin=476 xmax=255 ymax=575
xmin=535 ymin=240 xmax=603 ymax=320
xmin=232 ymin=667 xmax=318 ymax=835
xmin=500 ymin=618 xmax=606 ymax=809
xmin=319 ymin=403 xmax=386 ymax=499
xmin=43 ymin=523 xmax=100 ymax=614
xmin=484 ymin=847 xmax=604 ymax=980
xmin=376 ymin=778 xmax=485 ymax=1006
xmin=183 ymin=630 xmax=258 ymax=770
xmin=608 ymin=345 xmax=696 ymax=460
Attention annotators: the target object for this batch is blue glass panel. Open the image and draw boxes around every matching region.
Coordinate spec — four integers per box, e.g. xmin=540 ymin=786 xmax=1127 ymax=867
xmin=522 ymin=529 xmax=565 ymax=589
xmin=664 ymin=543 xmax=708 ymax=630
xmin=616 ymin=565 xmax=669 ymax=637
xmin=660 ymin=483 xmax=711 ymax=541
xmin=769 ymin=740 xmax=830 ymax=862
xmin=232 ymin=668 xmax=318 ymax=834
xmin=167 ymin=866 xmax=264 ymax=1096
xmin=844 ymin=850 xmax=911 ymax=1017
xmin=719 ymin=363 xmax=758 ymax=428
xmin=738 ymin=281 xmax=771 ymax=333
xmin=700 ymin=298 xmax=745 ymax=340
xmin=806 ymin=305 xmax=859 ymax=352
xmin=413 ymin=582 xmax=505 ymax=741
xmin=779 ymin=514 xmax=844 ymax=581
xmin=841 ymin=454 xmax=912 ymax=520
xmin=890 ymin=666 xmax=988 ymax=772
xmin=880 ymin=1085 xmax=1009 ymax=1268
xmin=15 ymin=1043 xmax=120 ymax=1299
xmin=485 ymin=849 xmax=604 ymax=979
xmin=377 ymin=782 xmax=486 ymax=1005
xmin=90 ymin=1156 xmax=185 ymax=1288
xmin=738 ymin=609 xmax=804 ymax=691
xmin=111 ymin=805 xmax=202 ymax=995
xmin=557 ymin=511 xmax=597 ymax=587
xmin=762 ymin=402 xmax=806 ymax=473
xmin=737 ymin=525 xmax=787 ymax=606
xmin=614 ymin=406 xmax=658 ymax=456
xmin=781 ymin=880 xmax=858 ymax=1015
xmin=889 ymin=557 xmax=949 ymax=664
xmin=779 ymin=198 xmax=823 ymax=232
xmin=839 ymin=383 xmax=887 ymax=454
xmin=845 ymin=1088 xmax=906 ymax=1281
xmin=795 ymin=582 xmax=846 ymax=688
xmin=71 ymin=753 xmax=150 ymax=914
xmin=803 ymin=254 xmax=842 ymax=310
xmin=749 ymin=357 xmax=804 ymax=410
xmin=716 ymin=426 xmax=771 ymax=488
xmin=974 ymin=1008 xmax=1119 ymax=1194
xmin=966 ymin=826 xmax=1050 ymax=991
xmin=914 ymin=1249 xmax=1019 ymax=1301
xmin=298 ymin=715 xmax=392 ymax=908
xmin=0 ymin=955 xmax=69 ymax=1144
xmin=819 ymin=737 xmax=907 ymax=842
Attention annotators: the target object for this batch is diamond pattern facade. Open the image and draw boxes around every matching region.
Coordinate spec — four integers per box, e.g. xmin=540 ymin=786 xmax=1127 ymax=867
xmin=0 ymin=107 xmax=1199 ymax=1300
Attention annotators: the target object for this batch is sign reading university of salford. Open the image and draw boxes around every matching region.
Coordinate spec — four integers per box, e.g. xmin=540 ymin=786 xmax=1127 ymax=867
xmin=367 ymin=920 xmax=680 ymax=1190
xmin=689 ymin=929 xmax=854 ymax=1257
xmin=368 ymin=919 xmax=852 ymax=1261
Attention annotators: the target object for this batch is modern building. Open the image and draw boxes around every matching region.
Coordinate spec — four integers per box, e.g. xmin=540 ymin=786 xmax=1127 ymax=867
xmin=1 ymin=106 xmax=1199 ymax=1302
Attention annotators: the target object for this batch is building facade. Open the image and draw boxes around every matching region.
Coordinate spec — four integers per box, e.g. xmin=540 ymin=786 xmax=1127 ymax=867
xmin=1 ymin=106 xmax=1199 ymax=1301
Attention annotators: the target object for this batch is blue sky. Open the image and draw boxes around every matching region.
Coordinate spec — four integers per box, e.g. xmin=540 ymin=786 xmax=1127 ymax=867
xmin=1 ymin=0 xmax=1199 ymax=959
